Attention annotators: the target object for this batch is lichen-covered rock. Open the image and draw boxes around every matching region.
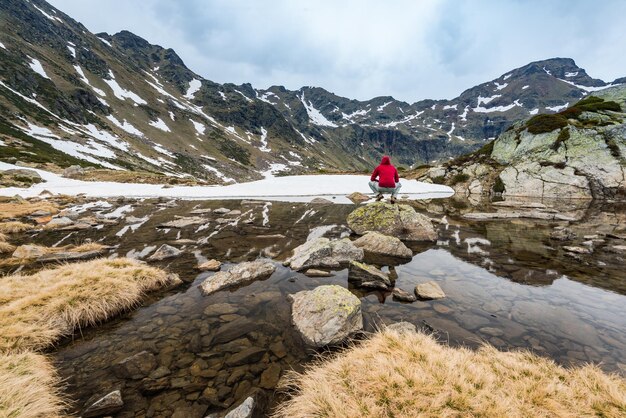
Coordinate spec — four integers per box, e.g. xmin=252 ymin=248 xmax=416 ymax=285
xmin=112 ymin=351 xmax=157 ymax=380
xmin=392 ymin=287 xmax=417 ymax=302
xmin=62 ymin=165 xmax=85 ymax=179
xmin=348 ymin=261 xmax=392 ymax=289
xmin=415 ymin=281 xmax=446 ymax=300
xmin=352 ymin=231 xmax=413 ymax=259
xmin=200 ymin=260 xmax=276 ymax=295
xmin=289 ymin=285 xmax=363 ymax=347
xmin=286 ymin=237 xmax=363 ymax=271
xmin=347 ymin=202 xmax=437 ymax=241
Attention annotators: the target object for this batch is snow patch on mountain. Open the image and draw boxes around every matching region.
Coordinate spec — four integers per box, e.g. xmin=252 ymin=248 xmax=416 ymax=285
xmin=546 ymin=103 xmax=569 ymax=112
xmin=184 ymin=79 xmax=202 ymax=99
xmin=32 ymin=4 xmax=63 ymax=23
xmin=0 ymin=42 xmax=6 ymax=50
xmin=558 ymin=78 xmax=619 ymax=92
xmin=259 ymin=127 xmax=270 ymax=152
xmin=300 ymin=93 xmax=338 ymax=127
xmin=494 ymin=82 xmax=508 ymax=91
xmin=234 ymin=89 xmax=253 ymax=103
xmin=74 ymin=65 xmax=106 ymax=96
xmin=67 ymin=42 xmax=76 ymax=58
xmin=28 ymin=57 xmax=49 ymax=79
xmin=149 ymin=118 xmax=171 ymax=132
xmin=97 ymin=37 xmax=112 ymax=47
xmin=190 ymin=119 xmax=206 ymax=135
xmin=203 ymin=164 xmax=235 ymax=183
xmin=104 ymin=70 xmax=147 ymax=105
xmin=106 ymin=115 xmax=144 ymax=137
xmin=377 ymin=101 xmax=392 ymax=111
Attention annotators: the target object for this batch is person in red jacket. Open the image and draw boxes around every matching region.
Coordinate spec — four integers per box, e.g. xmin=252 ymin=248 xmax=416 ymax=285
xmin=369 ymin=155 xmax=401 ymax=203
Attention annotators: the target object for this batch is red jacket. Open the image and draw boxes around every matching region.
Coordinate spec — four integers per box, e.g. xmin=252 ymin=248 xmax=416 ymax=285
xmin=370 ymin=156 xmax=399 ymax=188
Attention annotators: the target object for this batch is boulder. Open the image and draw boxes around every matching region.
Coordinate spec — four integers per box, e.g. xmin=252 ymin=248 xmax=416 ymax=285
xmin=12 ymin=244 xmax=47 ymax=259
xmin=213 ymin=207 xmax=231 ymax=214
xmin=309 ymin=197 xmax=333 ymax=205
xmin=83 ymin=390 xmax=124 ymax=417
xmin=289 ymin=285 xmax=363 ymax=347
xmin=563 ymin=246 xmax=592 ymax=254
xmin=112 ymin=351 xmax=157 ymax=380
xmin=158 ymin=216 xmax=206 ymax=228
xmin=225 ymin=396 xmax=255 ymax=418
xmin=347 ymin=202 xmax=437 ymax=241
xmin=200 ymin=260 xmax=276 ymax=296
xmin=348 ymin=261 xmax=392 ymax=290
xmin=352 ymin=231 xmax=412 ymax=259
xmin=2 ymin=168 xmax=43 ymax=184
xmin=43 ymin=216 xmax=74 ymax=229
xmin=286 ymin=237 xmax=363 ymax=271
xmin=62 ymin=165 xmax=85 ymax=179
xmin=392 ymin=287 xmax=417 ymax=302
xmin=415 ymin=281 xmax=446 ymax=300
xmin=189 ymin=208 xmax=212 ymax=215
xmin=387 ymin=321 xmax=417 ymax=334
xmin=346 ymin=192 xmax=370 ymax=203
xmin=198 ymin=259 xmax=221 ymax=271
xmin=147 ymin=244 xmax=182 ymax=261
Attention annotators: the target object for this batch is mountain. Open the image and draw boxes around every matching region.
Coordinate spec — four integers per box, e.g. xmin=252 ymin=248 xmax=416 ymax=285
xmin=1 ymin=0 xmax=624 ymax=183
xmin=413 ymin=85 xmax=626 ymax=200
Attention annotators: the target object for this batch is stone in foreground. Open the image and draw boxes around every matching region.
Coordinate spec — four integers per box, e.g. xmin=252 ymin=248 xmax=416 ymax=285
xmin=289 ymin=285 xmax=363 ymax=347
xmin=392 ymin=287 xmax=417 ymax=302
xmin=348 ymin=261 xmax=392 ymax=290
xmin=387 ymin=321 xmax=417 ymax=334
xmin=198 ymin=259 xmax=221 ymax=271
xmin=148 ymin=244 xmax=182 ymax=261
xmin=225 ymin=396 xmax=254 ymax=418
xmin=286 ymin=237 xmax=363 ymax=271
xmin=83 ymin=390 xmax=124 ymax=417
xmin=347 ymin=202 xmax=437 ymax=241
xmin=200 ymin=260 xmax=276 ymax=295
xmin=353 ymin=231 xmax=413 ymax=259
xmin=415 ymin=281 xmax=446 ymax=300
xmin=346 ymin=191 xmax=371 ymax=203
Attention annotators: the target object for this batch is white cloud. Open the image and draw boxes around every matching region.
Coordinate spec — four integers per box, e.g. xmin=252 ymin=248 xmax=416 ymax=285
xmin=47 ymin=0 xmax=626 ymax=102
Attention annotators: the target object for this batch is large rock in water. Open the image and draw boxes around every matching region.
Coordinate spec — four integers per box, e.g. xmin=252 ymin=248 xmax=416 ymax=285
xmin=286 ymin=237 xmax=363 ymax=271
xmin=289 ymin=285 xmax=363 ymax=347
xmin=353 ymin=231 xmax=413 ymax=259
xmin=200 ymin=260 xmax=276 ymax=295
xmin=348 ymin=261 xmax=392 ymax=289
xmin=347 ymin=202 xmax=437 ymax=241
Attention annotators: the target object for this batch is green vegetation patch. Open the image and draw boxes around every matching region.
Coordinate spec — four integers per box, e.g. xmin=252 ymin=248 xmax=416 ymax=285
xmin=527 ymin=97 xmax=622 ymax=134
xmin=449 ymin=173 xmax=470 ymax=185
xmin=551 ymin=127 xmax=570 ymax=151
xmin=493 ymin=176 xmax=505 ymax=194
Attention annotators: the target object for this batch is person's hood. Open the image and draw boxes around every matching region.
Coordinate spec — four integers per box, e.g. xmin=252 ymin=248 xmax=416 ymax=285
xmin=380 ymin=156 xmax=391 ymax=165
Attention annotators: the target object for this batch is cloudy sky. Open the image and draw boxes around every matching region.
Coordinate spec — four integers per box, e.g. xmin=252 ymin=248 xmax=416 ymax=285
xmin=47 ymin=0 xmax=626 ymax=103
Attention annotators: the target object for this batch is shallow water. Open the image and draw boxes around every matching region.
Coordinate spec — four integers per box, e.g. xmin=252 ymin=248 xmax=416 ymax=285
xmin=8 ymin=197 xmax=625 ymax=417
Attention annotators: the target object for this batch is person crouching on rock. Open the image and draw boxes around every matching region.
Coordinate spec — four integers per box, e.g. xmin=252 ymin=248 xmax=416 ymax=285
xmin=369 ymin=155 xmax=401 ymax=204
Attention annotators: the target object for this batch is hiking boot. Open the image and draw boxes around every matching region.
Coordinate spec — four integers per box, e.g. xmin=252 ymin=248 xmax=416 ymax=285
xmin=375 ymin=193 xmax=384 ymax=201
xmin=390 ymin=196 xmax=397 ymax=204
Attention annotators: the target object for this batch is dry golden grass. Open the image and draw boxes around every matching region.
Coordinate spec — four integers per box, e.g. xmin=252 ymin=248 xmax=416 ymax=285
xmin=0 ymin=233 xmax=7 ymax=242
xmin=0 ymin=258 xmax=180 ymax=352
xmin=274 ymin=328 xmax=626 ymax=418
xmin=0 ymin=242 xmax=15 ymax=254
xmin=0 ymin=352 xmax=65 ymax=418
xmin=0 ymin=202 xmax=58 ymax=220
xmin=0 ymin=221 xmax=34 ymax=234
xmin=11 ymin=242 xmax=107 ymax=260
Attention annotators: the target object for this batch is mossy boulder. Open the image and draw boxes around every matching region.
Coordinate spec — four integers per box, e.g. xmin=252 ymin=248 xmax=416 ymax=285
xmin=289 ymin=285 xmax=363 ymax=347
xmin=346 ymin=202 xmax=437 ymax=241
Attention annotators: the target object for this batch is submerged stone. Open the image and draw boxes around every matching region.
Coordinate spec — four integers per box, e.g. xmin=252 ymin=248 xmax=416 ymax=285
xmin=199 ymin=260 xmax=276 ymax=295
xmin=348 ymin=261 xmax=392 ymax=290
xmin=415 ymin=281 xmax=446 ymax=300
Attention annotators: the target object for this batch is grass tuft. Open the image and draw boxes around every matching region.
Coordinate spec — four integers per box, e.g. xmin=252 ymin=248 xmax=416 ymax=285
xmin=0 ymin=242 xmax=16 ymax=254
xmin=0 ymin=258 xmax=180 ymax=352
xmin=0 ymin=221 xmax=34 ymax=234
xmin=274 ymin=329 xmax=626 ymax=418
xmin=0 ymin=202 xmax=58 ymax=220
xmin=0 ymin=352 xmax=65 ymax=418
